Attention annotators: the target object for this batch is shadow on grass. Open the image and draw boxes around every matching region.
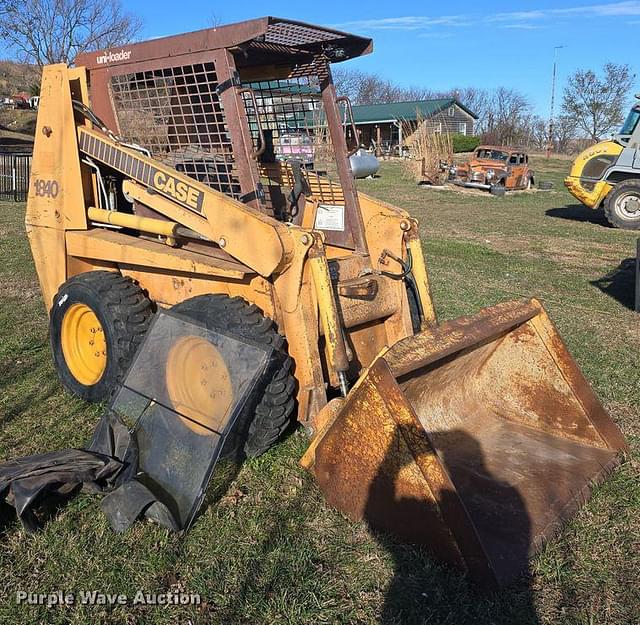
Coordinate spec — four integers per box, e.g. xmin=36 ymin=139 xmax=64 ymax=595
xmin=0 ymin=491 xmax=80 ymax=537
xmin=0 ymin=357 xmax=60 ymax=426
xmin=0 ymin=384 xmax=61 ymax=425
xmin=591 ymin=258 xmax=638 ymax=311
xmin=194 ymin=427 xmax=541 ymax=625
xmin=545 ymin=204 xmax=610 ymax=226
xmin=0 ymin=500 xmax=19 ymax=538
xmin=362 ymin=427 xmax=540 ymax=625
xmin=370 ymin=537 xmax=540 ymax=625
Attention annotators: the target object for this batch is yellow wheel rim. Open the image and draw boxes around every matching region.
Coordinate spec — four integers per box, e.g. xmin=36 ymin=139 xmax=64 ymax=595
xmin=165 ymin=336 xmax=234 ymax=436
xmin=61 ymin=303 xmax=107 ymax=386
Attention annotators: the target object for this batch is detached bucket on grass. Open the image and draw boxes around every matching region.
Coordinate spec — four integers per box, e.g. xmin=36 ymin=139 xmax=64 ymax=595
xmin=306 ymin=299 xmax=627 ymax=588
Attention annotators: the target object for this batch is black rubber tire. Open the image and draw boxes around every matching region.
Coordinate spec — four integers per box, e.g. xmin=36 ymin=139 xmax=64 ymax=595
xmin=604 ymin=180 xmax=640 ymax=230
xmin=170 ymin=294 xmax=296 ymax=457
xmin=50 ymin=271 xmax=152 ymax=402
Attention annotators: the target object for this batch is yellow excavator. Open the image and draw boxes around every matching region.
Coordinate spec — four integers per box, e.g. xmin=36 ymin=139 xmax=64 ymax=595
xmin=26 ymin=17 xmax=626 ymax=588
xmin=565 ymin=96 xmax=640 ymax=229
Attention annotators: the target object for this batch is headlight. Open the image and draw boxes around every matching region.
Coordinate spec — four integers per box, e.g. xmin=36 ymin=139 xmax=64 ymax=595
xmin=450 ymin=166 xmax=457 ymax=175
xmin=486 ymin=169 xmax=495 ymax=180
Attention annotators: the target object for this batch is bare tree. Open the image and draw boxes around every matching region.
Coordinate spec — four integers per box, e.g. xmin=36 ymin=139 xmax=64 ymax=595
xmin=553 ymin=114 xmax=578 ymax=153
xmin=399 ymin=85 xmax=436 ymax=102
xmin=483 ymin=87 xmax=533 ymax=145
xmin=0 ymin=0 xmax=142 ymax=66
xmin=208 ymin=13 xmax=222 ymax=28
xmin=332 ymin=67 xmax=434 ymax=104
xmin=354 ymin=74 xmax=406 ymax=105
xmin=332 ymin=68 xmax=540 ymax=147
xmin=529 ymin=116 xmax=550 ymax=150
xmin=331 ymin=67 xmax=362 ymax=101
xmin=448 ymin=86 xmax=491 ymax=133
xmin=562 ymin=63 xmax=635 ymax=141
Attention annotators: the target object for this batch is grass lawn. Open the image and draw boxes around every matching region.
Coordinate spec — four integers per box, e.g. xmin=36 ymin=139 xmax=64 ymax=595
xmin=0 ymin=155 xmax=638 ymax=624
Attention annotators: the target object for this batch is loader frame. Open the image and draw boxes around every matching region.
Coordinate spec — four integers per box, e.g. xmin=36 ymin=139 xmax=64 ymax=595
xmin=564 ymin=99 xmax=640 ymax=222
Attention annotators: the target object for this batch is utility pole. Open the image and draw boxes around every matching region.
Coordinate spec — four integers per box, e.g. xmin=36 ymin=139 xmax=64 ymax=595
xmin=546 ymin=45 xmax=564 ymax=158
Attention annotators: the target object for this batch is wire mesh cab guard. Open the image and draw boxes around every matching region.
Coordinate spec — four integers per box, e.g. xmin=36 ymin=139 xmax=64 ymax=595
xmin=76 ymin=16 xmax=373 ymax=250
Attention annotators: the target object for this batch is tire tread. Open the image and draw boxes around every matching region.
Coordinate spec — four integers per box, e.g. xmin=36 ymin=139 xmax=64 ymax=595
xmin=170 ymin=294 xmax=295 ymax=457
xmin=604 ymin=180 xmax=640 ymax=230
xmin=50 ymin=271 xmax=152 ymax=401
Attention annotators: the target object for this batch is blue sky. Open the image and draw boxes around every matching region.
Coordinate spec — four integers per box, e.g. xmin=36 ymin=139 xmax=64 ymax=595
xmin=122 ymin=0 xmax=639 ymax=116
xmin=8 ymin=0 xmax=640 ymax=116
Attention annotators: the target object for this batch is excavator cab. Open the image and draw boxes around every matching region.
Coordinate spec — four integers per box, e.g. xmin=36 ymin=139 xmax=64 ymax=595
xmin=25 ymin=17 xmax=627 ymax=587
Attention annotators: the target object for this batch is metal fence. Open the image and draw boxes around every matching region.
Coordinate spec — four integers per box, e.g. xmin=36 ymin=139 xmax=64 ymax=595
xmin=0 ymin=152 xmax=32 ymax=202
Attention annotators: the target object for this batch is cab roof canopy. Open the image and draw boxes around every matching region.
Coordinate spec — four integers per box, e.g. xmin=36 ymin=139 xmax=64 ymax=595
xmin=75 ymin=16 xmax=373 ymax=71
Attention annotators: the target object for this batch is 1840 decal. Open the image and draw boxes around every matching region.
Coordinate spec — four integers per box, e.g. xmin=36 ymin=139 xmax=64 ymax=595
xmin=34 ymin=178 xmax=59 ymax=198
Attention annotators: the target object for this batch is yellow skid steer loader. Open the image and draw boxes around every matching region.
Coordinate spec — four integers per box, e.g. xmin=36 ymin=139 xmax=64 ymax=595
xmin=25 ymin=17 xmax=626 ymax=588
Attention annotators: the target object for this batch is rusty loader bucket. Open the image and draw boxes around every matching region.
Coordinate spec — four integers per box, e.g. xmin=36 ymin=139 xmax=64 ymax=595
xmin=305 ymin=299 xmax=627 ymax=588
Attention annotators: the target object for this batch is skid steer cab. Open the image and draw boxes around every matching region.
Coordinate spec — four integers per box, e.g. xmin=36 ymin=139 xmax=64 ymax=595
xmin=26 ymin=16 xmax=626 ymax=587
xmin=565 ymin=95 xmax=640 ymax=229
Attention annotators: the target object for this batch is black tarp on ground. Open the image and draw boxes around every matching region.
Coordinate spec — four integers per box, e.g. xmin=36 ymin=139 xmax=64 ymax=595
xmin=0 ymin=410 xmax=135 ymax=531
xmin=0 ymin=408 xmax=180 ymax=533
xmin=0 ymin=309 xmax=275 ymax=534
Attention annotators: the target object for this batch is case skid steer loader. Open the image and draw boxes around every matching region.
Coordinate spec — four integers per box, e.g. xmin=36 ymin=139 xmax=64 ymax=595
xmin=25 ymin=17 xmax=626 ymax=588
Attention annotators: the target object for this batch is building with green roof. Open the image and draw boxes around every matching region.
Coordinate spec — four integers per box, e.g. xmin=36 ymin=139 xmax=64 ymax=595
xmin=350 ymin=98 xmax=477 ymax=154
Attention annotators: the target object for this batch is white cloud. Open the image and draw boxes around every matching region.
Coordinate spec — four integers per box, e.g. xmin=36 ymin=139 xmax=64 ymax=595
xmin=556 ymin=0 xmax=640 ymax=15
xmin=418 ymin=32 xmax=455 ymax=39
xmin=336 ymin=15 xmax=469 ymax=31
xmin=335 ymin=1 xmax=640 ymax=32
xmin=500 ymin=23 xmax=542 ymax=30
xmin=486 ymin=11 xmax=546 ymax=23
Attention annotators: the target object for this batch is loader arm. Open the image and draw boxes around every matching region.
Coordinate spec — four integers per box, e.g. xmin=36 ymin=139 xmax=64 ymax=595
xmin=76 ymin=126 xmax=295 ymax=278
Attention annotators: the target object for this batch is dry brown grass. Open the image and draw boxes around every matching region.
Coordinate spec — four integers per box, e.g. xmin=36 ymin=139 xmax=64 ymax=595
xmin=0 ymin=276 xmax=40 ymax=299
xmin=401 ymin=115 xmax=453 ymax=184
